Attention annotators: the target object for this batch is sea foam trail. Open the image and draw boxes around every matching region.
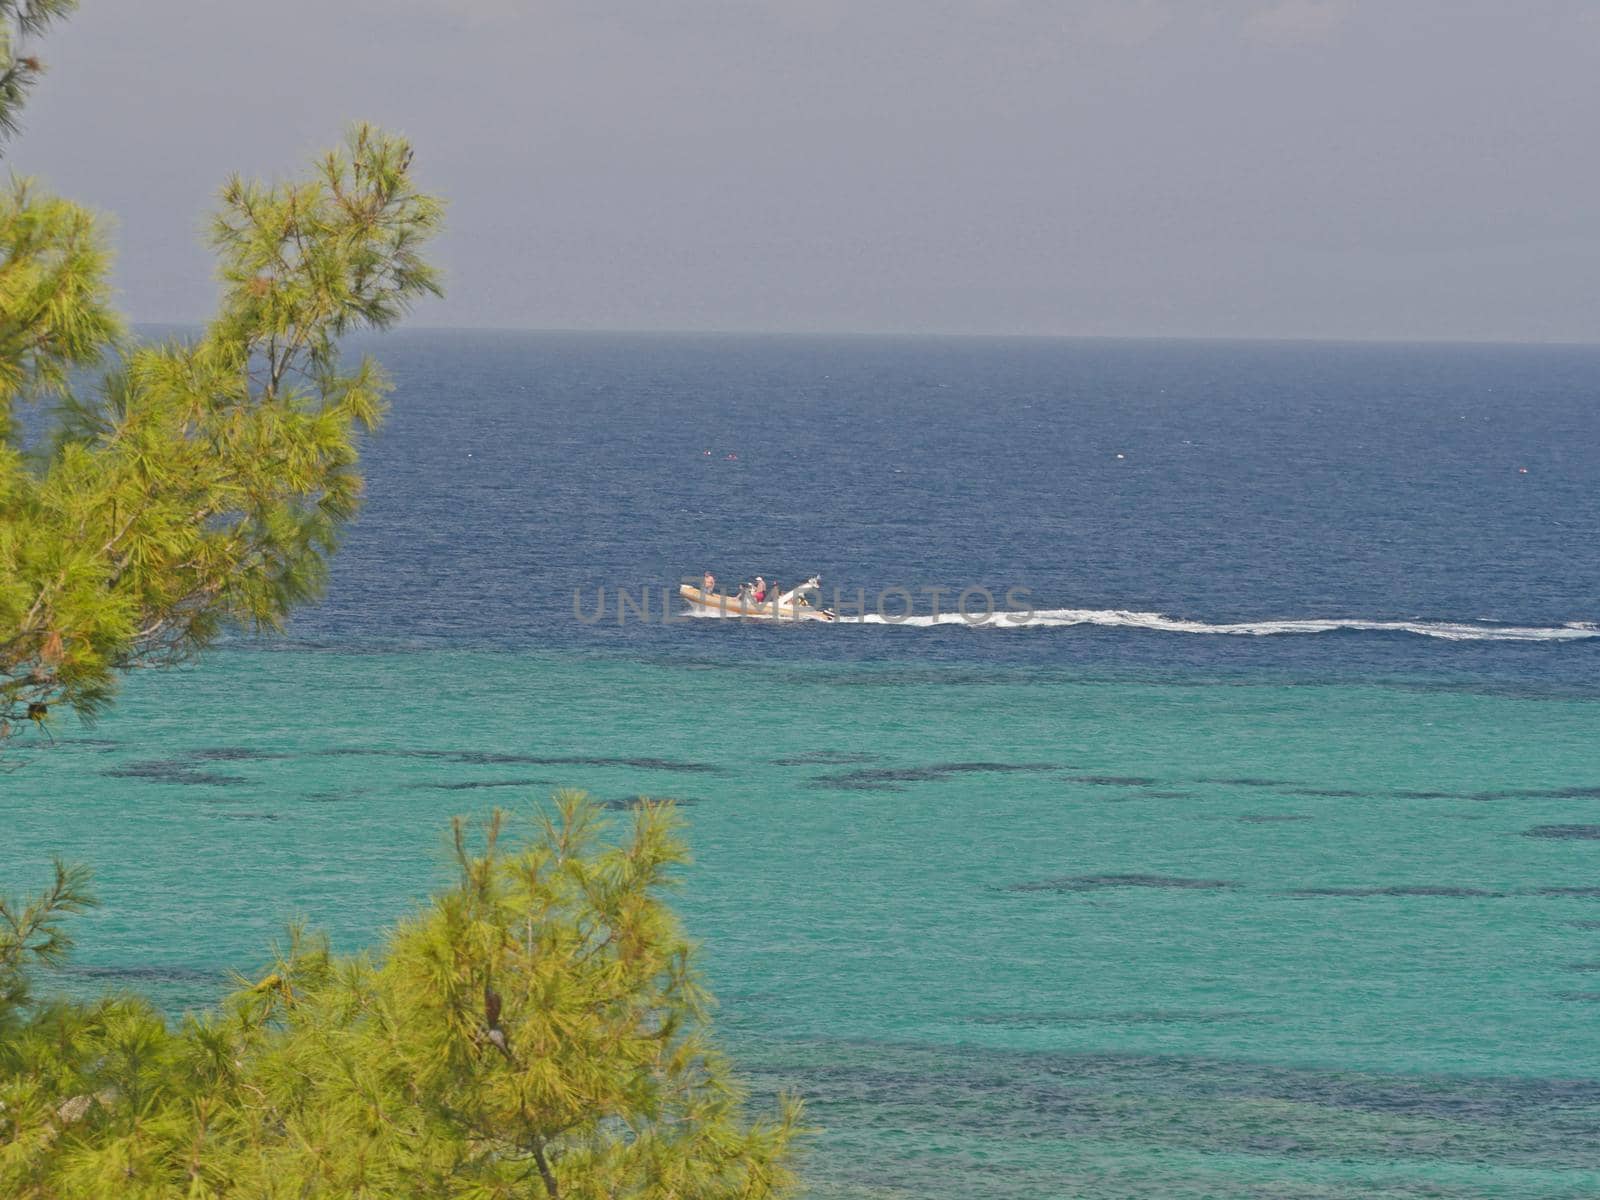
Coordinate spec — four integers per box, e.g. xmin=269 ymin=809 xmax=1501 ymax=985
xmin=836 ymin=609 xmax=1600 ymax=641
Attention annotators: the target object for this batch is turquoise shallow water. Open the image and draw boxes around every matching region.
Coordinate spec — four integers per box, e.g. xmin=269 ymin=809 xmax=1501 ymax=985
xmin=7 ymin=649 xmax=1598 ymax=1198
xmin=10 ymin=332 xmax=1600 ymax=1194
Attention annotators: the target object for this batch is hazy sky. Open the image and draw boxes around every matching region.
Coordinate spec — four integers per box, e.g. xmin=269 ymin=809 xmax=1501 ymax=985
xmin=11 ymin=1 xmax=1600 ymax=340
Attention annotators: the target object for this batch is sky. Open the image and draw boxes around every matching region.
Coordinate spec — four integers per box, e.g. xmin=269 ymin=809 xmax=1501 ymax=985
xmin=9 ymin=0 xmax=1600 ymax=341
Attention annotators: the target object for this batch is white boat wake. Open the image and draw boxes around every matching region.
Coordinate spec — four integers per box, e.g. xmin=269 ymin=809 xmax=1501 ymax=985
xmin=836 ymin=609 xmax=1600 ymax=642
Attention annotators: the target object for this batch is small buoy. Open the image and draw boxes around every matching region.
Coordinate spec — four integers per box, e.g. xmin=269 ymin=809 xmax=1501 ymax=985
xmin=704 ymin=449 xmax=712 ymax=455
xmin=1115 ymin=453 xmax=1126 ymax=460
xmin=726 ymin=453 xmax=738 ymax=460
xmin=1518 ymin=466 xmax=1528 ymax=474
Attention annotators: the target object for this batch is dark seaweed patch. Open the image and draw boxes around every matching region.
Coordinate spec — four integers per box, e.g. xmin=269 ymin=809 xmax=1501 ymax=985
xmin=1008 ymin=874 xmax=1240 ymax=893
xmin=1290 ymin=885 xmax=1504 ymax=898
xmin=759 ymin=1038 xmax=1600 ymax=1172
xmin=769 ymin=751 xmax=880 ymax=766
xmin=1555 ymin=991 xmax=1600 ymax=1002
xmin=465 ymin=753 xmax=721 ymax=773
xmin=415 ymin=778 xmax=556 ymax=792
xmin=63 ymin=964 xmax=220 ymax=984
xmin=1537 ymin=887 xmax=1600 ymax=897
xmin=1223 ymin=785 xmax=1560 ymax=802
xmin=1238 ymin=813 xmax=1313 ymax=823
xmin=1202 ymin=777 xmax=1297 ymax=788
xmin=1473 ymin=785 xmax=1600 ymax=801
xmin=315 ymin=748 xmax=722 ymax=773
xmin=1061 ymin=775 xmax=1159 ymax=787
xmin=599 ymin=796 xmax=701 ymax=811
xmin=932 ymin=761 xmax=1059 ymax=774
xmin=104 ymin=760 xmax=249 ymax=786
xmin=186 ymin=747 xmax=288 ymax=761
xmin=1144 ymin=790 xmax=1195 ymax=800
xmin=1525 ymin=825 xmax=1600 ymax=840
xmin=1564 ymin=962 xmax=1600 ymax=972
xmin=301 ymin=789 xmax=366 ymax=803
xmin=811 ymin=761 xmax=1059 ymax=790
xmin=1567 ymin=920 xmax=1600 ymax=930
xmin=313 ymin=747 xmax=449 ymax=759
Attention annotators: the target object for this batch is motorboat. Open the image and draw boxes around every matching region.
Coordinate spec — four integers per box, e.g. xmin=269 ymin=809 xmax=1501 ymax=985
xmin=680 ymin=575 xmax=837 ymax=622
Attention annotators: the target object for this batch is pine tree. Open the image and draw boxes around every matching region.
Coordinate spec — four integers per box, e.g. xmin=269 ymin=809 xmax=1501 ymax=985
xmin=0 ymin=797 xmax=805 ymax=1198
xmin=0 ymin=1 xmax=74 ymax=141
xmin=2 ymin=11 xmax=805 ymax=1196
xmin=1 ymin=0 xmax=442 ymax=739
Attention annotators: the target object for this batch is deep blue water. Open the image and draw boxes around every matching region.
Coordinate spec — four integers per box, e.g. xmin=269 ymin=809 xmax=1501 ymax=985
xmin=314 ymin=331 xmax=1599 ymax=691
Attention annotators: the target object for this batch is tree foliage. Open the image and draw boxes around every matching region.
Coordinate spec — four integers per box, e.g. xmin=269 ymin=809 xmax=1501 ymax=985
xmin=0 ymin=795 xmax=805 ymax=1198
xmin=0 ymin=123 xmax=443 ymax=735
xmin=0 ymin=0 xmax=74 ymax=142
xmin=1 ymin=0 xmax=443 ymax=738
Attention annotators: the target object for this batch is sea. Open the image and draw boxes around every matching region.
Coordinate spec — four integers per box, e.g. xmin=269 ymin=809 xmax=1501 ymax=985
xmin=6 ymin=331 xmax=1600 ymax=1198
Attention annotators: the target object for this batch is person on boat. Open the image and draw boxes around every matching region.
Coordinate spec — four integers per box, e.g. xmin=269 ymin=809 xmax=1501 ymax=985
xmin=767 ymin=581 xmax=781 ymax=607
xmin=752 ymin=576 xmax=767 ymax=603
xmin=702 ymin=570 xmax=716 ymax=596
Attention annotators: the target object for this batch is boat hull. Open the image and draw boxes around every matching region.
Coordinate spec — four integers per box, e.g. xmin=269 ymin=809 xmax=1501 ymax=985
xmin=679 ymin=585 xmax=837 ymax=622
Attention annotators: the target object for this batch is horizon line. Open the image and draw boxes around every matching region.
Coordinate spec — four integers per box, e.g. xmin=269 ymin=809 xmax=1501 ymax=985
xmin=124 ymin=321 xmax=1600 ymax=350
